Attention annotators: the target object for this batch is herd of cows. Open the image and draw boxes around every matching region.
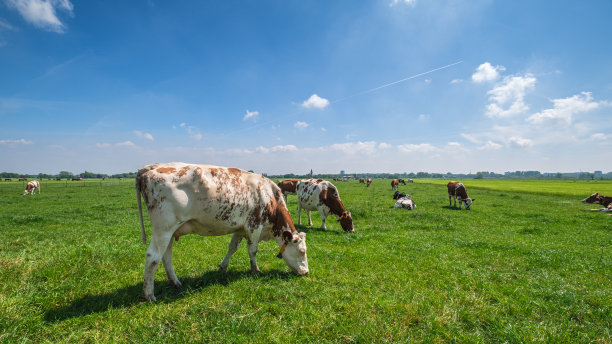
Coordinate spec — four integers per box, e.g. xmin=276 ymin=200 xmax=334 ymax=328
xmin=14 ymin=162 xmax=610 ymax=300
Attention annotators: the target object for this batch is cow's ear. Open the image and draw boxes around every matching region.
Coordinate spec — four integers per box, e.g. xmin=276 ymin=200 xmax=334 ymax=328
xmin=282 ymin=230 xmax=293 ymax=242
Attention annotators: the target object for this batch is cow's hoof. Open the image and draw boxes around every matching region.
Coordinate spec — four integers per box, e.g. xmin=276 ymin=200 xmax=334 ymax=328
xmin=170 ymin=280 xmax=183 ymax=289
xmin=219 ymin=265 xmax=227 ymax=273
xmin=141 ymin=294 xmax=157 ymax=302
xmin=251 ymin=266 xmax=261 ymax=273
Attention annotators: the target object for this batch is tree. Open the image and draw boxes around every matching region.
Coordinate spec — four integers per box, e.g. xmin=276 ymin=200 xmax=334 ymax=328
xmin=475 ymin=172 xmax=484 ymax=179
xmin=58 ymin=171 xmax=73 ymax=178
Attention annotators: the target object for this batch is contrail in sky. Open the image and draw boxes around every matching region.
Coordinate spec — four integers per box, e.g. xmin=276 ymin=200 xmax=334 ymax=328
xmin=225 ymin=60 xmax=463 ymax=135
xmin=331 ymin=60 xmax=463 ymax=103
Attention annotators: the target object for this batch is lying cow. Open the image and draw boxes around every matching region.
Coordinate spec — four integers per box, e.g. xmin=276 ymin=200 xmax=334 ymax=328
xmin=582 ymin=193 xmax=612 ymax=207
xmin=589 ymin=203 xmax=612 ymax=215
xmin=296 ymin=179 xmax=354 ymax=232
xmin=447 ymin=181 xmax=475 ymax=210
xmin=277 ymin=179 xmax=299 ymax=203
xmin=394 ymin=195 xmax=416 ymax=210
xmin=23 ymin=181 xmax=40 ymax=195
xmin=136 ymin=163 xmax=308 ymax=301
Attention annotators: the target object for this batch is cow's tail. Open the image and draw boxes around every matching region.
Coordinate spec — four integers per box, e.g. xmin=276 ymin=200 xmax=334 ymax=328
xmin=136 ymin=176 xmax=147 ymax=245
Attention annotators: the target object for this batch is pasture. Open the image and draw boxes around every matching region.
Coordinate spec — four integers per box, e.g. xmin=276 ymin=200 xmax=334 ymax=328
xmin=0 ymin=178 xmax=610 ymax=343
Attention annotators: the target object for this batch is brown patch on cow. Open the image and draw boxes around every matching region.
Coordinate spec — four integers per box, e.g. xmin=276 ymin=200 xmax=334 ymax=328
xmin=156 ymin=167 xmax=177 ymax=174
xmin=177 ymin=166 xmax=190 ymax=178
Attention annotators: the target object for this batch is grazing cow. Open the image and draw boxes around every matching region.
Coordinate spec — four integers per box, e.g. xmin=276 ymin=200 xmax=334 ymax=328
xmin=407 ymin=178 xmax=414 ymax=183
xmin=397 ymin=179 xmax=407 ymax=185
xmin=394 ymin=195 xmax=416 ymax=210
xmin=23 ymin=181 xmax=40 ymax=195
xmin=582 ymin=193 xmax=612 ymax=207
xmin=296 ymin=179 xmax=354 ymax=232
xmin=391 ymin=179 xmax=399 ymax=190
xmin=136 ymin=163 xmax=308 ymax=301
xmin=447 ymin=181 xmax=475 ymax=210
xmin=359 ymin=178 xmax=365 ymax=184
xmin=366 ymin=178 xmax=372 ymax=187
xmin=277 ymin=179 xmax=299 ymax=203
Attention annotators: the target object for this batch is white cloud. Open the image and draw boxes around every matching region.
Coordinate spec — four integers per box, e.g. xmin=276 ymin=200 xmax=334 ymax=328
xmin=390 ymin=0 xmax=416 ymax=7
xmin=472 ymin=62 xmax=505 ymax=83
xmin=95 ymin=143 xmax=111 ymax=148
xmin=0 ymin=138 xmax=33 ymax=144
xmin=450 ymin=79 xmax=464 ymax=84
xmin=6 ymin=0 xmax=74 ymax=33
xmin=174 ymin=122 xmax=202 ymax=140
xmin=477 ymin=141 xmax=502 ymax=150
xmin=460 ymin=133 xmax=481 ymax=144
xmin=116 ymin=141 xmax=135 ymax=147
xmin=294 ymin=121 xmax=309 ymax=129
xmin=321 ymin=127 xmax=327 ymax=132
xmin=330 ymin=141 xmax=378 ymax=155
xmin=378 ymin=142 xmax=391 ymax=149
xmin=134 ymin=130 xmax=154 ymax=141
xmin=486 ymin=74 xmax=536 ymax=118
xmin=243 ymin=109 xmax=259 ymax=121
xmin=256 ymin=145 xmax=298 ymax=154
xmin=397 ymin=143 xmax=437 ymax=153
xmin=591 ymin=133 xmax=612 ymax=141
xmin=418 ymin=114 xmax=429 ymax=121
xmin=301 ymin=94 xmax=330 ymax=109
xmin=526 ymin=92 xmax=606 ymax=125
xmin=508 ymin=136 xmax=533 ymax=148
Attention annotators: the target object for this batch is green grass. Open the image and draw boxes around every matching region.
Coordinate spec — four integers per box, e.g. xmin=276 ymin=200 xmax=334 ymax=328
xmin=0 ymin=179 xmax=610 ymax=343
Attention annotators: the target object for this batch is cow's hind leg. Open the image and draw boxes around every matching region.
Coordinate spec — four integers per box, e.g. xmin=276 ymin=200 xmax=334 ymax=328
xmin=162 ymin=239 xmax=182 ymax=289
xmin=307 ymin=210 xmax=313 ymax=226
xmin=143 ymin=230 xmax=174 ymax=302
xmin=246 ymin=225 xmax=263 ymax=273
xmin=219 ymin=233 xmax=243 ymax=272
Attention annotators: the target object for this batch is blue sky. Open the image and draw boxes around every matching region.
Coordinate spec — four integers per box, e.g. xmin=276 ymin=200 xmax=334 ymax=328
xmin=1 ymin=0 xmax=611 ymax=175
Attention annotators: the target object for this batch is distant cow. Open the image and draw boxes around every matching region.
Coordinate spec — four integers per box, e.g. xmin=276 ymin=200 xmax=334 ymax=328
xmin=582 ymin=193 xmax=612 ymax=207
xmin=23 ymin=181 xmax=40 ymax=195
xmin=136 ymin=163 xmax=308 ymax=301
xmin=18 ymin=178 xmax=26 ymax=181
xmin=407 ymin=178 xmax=414 ymax=183
xmin=391 ymin=179 xmax=399 ymax=190
xmin=394 ymin=195 xmax=416 ymax=210
xmin=297 ymin=179 xmax=354 ymax=232
xmin=397 ymin=179 xmax=407 ymax=185
xmin=447 ymin=181 xmax=475 ymax=210
xmin=366 ymin=178 xmax=372 ymax=187
xmin=277 ymin=180 xmax=299 ymax=203
xmin=359 ymin=178 xmax=365 ymax=184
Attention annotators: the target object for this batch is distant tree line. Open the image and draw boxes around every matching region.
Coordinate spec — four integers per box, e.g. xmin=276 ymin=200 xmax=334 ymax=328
xmin=0 ymin=170 xmax=609 ymax=180
xmin=0 ymin=171 xmax=137 ymax=179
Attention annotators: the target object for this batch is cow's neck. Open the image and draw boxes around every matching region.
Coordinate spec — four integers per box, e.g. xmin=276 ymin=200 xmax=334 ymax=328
xmin=324 ymin=197 xmax=346 ymax=217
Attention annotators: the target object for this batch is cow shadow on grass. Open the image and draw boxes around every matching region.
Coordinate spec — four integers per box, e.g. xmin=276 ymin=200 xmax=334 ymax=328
xmin=441 ymin=205 xmax=463 ymax=211
xmin=43 ymin=269 xmax=294 ymax=323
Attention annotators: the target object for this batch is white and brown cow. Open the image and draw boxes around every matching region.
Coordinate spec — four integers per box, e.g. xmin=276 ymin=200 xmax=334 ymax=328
xmin=582 ymin=193 xmax=612 ymax=207
xmin=447 ymin=181 xmax=475 ymax=210
xmin=277 ymin=179 xmax=299 ymax=203
xmin=366 ymin=178 xmax=372 ymax=187
xmin=394 ymin=195 xmax=416 ymax=210
xmin=23 ymin=180 xmax=40 ymax=195
xmin=136 ymin=163 xmax=308 ymax=301
xmin=391 ymin=179 xmax=399 ymax=190
xmin=296 ymin=179 xmax=354 ymax=232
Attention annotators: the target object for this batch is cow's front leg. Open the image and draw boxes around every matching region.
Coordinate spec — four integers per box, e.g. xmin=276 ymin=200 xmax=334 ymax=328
xmin=246 ymin=225 xmax=263 ymax=273
xmin=219 ymin=233 xmax=243 ymax=272
xmin=143 ymin=231 xmax=173 ymax=302
xmin=448 ymin=194 xmax=452 ymax=207
xmin=162 ymin=238 xmax=182 ymax=289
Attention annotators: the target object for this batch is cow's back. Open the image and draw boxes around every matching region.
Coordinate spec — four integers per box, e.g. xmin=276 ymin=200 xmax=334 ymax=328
xmin=138 ymin=163 xmax=283 ymax=234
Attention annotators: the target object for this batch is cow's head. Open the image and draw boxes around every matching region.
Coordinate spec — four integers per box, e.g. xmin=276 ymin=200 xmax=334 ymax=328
xmin=393 ymin=191 xmax=406 ymax=200
xmin=582 ymin=193 xmax=601 ymax=204
xmin=464 ymin=198 xmax=475 ymax=210
xmin=280 ymin=230 xmax=308 ymax=276
xmin=338 ymin=211 xmax=354 ymax=232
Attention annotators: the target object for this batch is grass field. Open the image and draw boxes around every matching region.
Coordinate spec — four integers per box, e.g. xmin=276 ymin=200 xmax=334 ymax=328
xmin=0 ymin=178 xmax=610 ymax=343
